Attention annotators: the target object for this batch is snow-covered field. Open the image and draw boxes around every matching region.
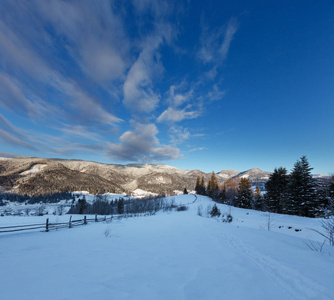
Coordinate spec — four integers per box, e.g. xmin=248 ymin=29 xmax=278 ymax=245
xmin=1 ymin=195 xmax=334 ymax=300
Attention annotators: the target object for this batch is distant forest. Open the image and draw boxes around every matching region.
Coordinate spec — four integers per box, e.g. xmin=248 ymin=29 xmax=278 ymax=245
xmin=196 ymin=156 xmax=334 ymax=218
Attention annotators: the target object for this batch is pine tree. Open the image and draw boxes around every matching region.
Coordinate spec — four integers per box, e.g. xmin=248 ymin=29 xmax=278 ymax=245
xmin=264 ymin=167 xmax=289 ymax=213
xmin=117 ymin=198 xmax=124 ymax=214
xmin=183 ymin=188 xmax=188 ymax=194
xmin=206 ymin=172 xmax=219 ymax=199
xmin=286 ymin=156 xmax=318 ymax=217
xmin=210 ymin=204 xmax=221 ymax=217
xmin=198 ymin=176 xmax=206 ymax=195
xmin=235 ymin=178 xmax=252 ymax=208
xmin=253 ymin=185 xmax=263 ymax=210
xmin=195 ymin=177 xmax=201 ymax=194
xmin=78 ymin=198 xmax=87 ymax=214
xmin=219 ymin=186 xmax=227 ymax=203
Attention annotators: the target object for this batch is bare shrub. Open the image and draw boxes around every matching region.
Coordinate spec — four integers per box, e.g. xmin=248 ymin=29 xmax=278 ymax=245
xmin=304 ymin=239 xmax=326 ymax=252
xmin=197 ymin=205 xmax=203 ymax=216
xmin=104 ymin=227 xmax=111 ymax=237
xmin=311 ymin=217 xmax=334 ymax=246
xmin=260 ymin=212 xmax=275 ymax=231
xmin=57 ymin=204 xmax=64 ymax=216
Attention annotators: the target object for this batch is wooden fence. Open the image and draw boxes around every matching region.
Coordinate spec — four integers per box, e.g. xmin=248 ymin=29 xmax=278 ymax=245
xmin=0 ymin=215 xmax=112 ymax=234
xmin=0 ymin=195 xmax=198 ymax=234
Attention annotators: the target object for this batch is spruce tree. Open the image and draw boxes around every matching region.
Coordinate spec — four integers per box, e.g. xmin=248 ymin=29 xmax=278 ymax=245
xmin=253 ymin=185 xmax=263 ymax=210
xmin=235 ymin=178 xmax=252 ymax=208
xmin=199 ymin=176 xmax=206 ymax=195
xmin=117 ymin=198 xmax=124 ymax=214
xmin=264 ymin=167 xmax=289 ymax=213
xmin=286 ymin=156 xmax=318 ymax=217
xmin=195 ymin=176 xmax=201 ymax=194
xmin=210 ymin=204 xmax=221 ymax=217
xmin=207 ymin=172 xmax=219 ymax=199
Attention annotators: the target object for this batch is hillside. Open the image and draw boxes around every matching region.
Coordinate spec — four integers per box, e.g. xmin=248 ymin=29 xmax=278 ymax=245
xmin=0 ymin=156 xmax=271 ymax=196
xmin=0 ymin=195 xmax=333 ymax=300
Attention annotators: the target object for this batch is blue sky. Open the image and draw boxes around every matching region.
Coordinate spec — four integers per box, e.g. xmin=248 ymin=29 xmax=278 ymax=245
xmin=0 ymin=0 xmax=333 ymax=175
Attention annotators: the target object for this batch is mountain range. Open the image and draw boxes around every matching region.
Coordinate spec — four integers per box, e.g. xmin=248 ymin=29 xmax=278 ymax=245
xmin=0 ymin=156 xmax=271 ymax=196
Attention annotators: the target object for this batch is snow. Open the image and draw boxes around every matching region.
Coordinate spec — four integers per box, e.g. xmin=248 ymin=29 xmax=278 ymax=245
xmin=1 ymin=195 xmax=334 ymax=300
xmin=20 ymin=164 xmax=47 ymax=176
xmin=130 ymin=188 xmax=158 ymax=198
xmin=0 ymin=157 xmax=12 ymax=160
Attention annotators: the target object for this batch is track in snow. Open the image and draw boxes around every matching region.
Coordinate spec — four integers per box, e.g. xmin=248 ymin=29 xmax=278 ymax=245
xmin=223 ymin=232 xmax=332 ymax=300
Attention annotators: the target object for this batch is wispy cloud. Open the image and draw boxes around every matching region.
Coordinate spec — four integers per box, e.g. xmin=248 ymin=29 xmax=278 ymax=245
xmin=123 ymin=22 xmax=175 ymax=115
xmin=0 ymin=152 xmax=17 ymax=158
xmin=198 ymin=18 xmax=238 ymax=72
xmin=158 ymin=82 xmax=201 ymax=123
xmin=0 ymin=114 xmax=39 ymax=151
xmin=107 ymin=121 xmax=181 ymax=162
xmin=169 ymin=126 xmax=191 ymax=145
xmin=0 ymin=1 xmax=123 ymax=128
xmin=165 ymin=83 xmax=194 ymax=107
xmin=157 ymin=106 xmax=200 ymax=123
xmin=37 ymin=0 xmax=130 ymax=83
xmin=0 ymin=1 xmax=238 ymax=164
xmin=189 ymin=147 xmax=207 ymax=152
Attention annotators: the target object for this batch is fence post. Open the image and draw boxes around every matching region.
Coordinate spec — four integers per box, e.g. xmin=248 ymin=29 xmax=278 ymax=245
xmin=95 ymin=214 xmax=97 ymax=222
xmin=46 ymin=218 xmax=49 ymax=232
xmin=104 ymin=216 xmax=106 ymax=221
xmin=69 ymin=216 xmax=72 ymax=228
xmin=84 ymin=216 xmax=87 ymax=225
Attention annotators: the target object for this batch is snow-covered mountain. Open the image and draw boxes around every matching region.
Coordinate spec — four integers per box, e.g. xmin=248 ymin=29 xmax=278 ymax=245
xmin=0 ymin=156 xmax=271 ymax=196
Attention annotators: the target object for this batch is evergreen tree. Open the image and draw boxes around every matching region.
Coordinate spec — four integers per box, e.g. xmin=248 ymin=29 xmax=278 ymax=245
xmin=219 ymin=186 xmax=227 ymax=203
xmin=195 ymin=176 xmax=206 ymax=195
xmin=195 ymin=177 xmax=201 ymax=194
xmin=264 ymin=167 xmax=289 ymax=213
xmin=78 ymin=198 xmax=87 ymax=214
xmin=328 ymin=176 xmax=334 ymax=200
xmin=117 ymin=198 xmax=124 ymax=214
xmin=253 ymin=185 xmax=263 ymax=210
xmin=210 ymin=204 xmax=221 ymax=217
xmin=286 ymin=156 xmax=318 ymax=217
xmin=207 ymin=172 xmax=219 ymax=199
xmin=200 ymin=176 xmax=206 ymax=195
xmin=183 ymin=188 xmax=188 ymax=194
xmin=235 ymin=178 xmax=252 ymax=208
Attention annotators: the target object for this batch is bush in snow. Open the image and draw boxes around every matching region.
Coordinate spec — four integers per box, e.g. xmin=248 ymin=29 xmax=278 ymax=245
xmin=176 ymin=205 xmax=188 ymax=212
xmin=210 ymin=204 xmax=221 ymax=218
xmin=197 ymin=205 xmax=203 ymax=216
xmin=222 ymin=213 xmax=233 ymax=223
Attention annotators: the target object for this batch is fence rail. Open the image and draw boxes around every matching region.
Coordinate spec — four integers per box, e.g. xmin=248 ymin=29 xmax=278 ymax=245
xmin=0 ymin=194 xmax=198 ymax=235
xmin=0 ymin=214 xmax=112 ymax=234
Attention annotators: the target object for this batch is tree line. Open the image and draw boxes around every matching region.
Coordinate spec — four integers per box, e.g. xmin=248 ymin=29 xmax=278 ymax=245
xmin=67 ymin=194 xmax=176 ymax=215
xmin=0 ymin=191 xmax=73 ymax=206
xmin=195 ymin=156 xmax=334 ymax=218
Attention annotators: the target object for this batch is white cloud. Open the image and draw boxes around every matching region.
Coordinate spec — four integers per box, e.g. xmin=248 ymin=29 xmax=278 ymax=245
xmin=169 ymin=126 xmax=191 ymax=145
xmin=107 ymin=121 xmax=181 ymax=161
xmin=220 ymin=18 xmax=238 ymax=62
xmin=198 ymin=18 xmax=238 ymax=68
xmin=189 ymin=147 xmax=207 ymax=152
xmin=37 ymin=0 xmax=130 ymax=82
xmin=0 ymin=2 xmax=123 ymax=127
xmin=157 ymin=107 xmax=200 ymax=123
xmin=166 ymin=83 xmax=194 ymax=107
xmin=123 ymin=32 xmax=167 ymax=114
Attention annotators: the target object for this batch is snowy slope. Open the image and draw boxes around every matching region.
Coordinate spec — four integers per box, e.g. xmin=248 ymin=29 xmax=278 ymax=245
xmin=0 ymin=195 xmax=333 ymax=300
